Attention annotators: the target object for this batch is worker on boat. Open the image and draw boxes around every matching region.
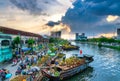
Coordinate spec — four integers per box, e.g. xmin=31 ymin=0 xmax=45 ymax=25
xmin=79 ymin=49 xmax=84 ymax=57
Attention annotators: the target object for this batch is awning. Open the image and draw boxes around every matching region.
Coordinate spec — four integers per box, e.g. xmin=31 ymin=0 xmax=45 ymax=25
xmin=49 ymin=53 xmax=56 ymax=56
xmin=22 ymin=47 xmax=31 ymax=52
xmin=47 ymin=50 xmax=52 ymax=54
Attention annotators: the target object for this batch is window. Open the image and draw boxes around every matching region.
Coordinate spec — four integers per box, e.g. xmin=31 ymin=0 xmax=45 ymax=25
xmin=1 ymin=40 xmax=10 ymax=46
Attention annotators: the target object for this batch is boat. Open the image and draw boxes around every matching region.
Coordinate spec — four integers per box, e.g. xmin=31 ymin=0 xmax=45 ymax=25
xmin=62 ymin=45 xmax=79 ymax=51
xmin=41 ymin=54 xmax=94 ymax=81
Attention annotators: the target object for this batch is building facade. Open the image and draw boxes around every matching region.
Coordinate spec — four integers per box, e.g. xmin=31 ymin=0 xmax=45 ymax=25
xmin=117 ymin=28 xmax=120 ymax=40
xmin=51 ymin=31 xmax=61 ymax=38
xmin=75 ymin=33 xmax=87 ymax=41
xmin=0 ymin=26 xmax=43 ymax=44
xmin=0 ymin=33 xmax=12 ymax=62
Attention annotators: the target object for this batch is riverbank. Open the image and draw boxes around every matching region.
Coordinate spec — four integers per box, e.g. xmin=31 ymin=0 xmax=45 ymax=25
xmin=101 ymin=45 xmax=120 ymax=50
xmin=77 ymin=41 xmax=120 ymax=50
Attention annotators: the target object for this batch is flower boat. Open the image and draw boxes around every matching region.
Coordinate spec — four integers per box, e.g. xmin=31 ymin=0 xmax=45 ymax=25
xmin=41 ymin=54 xmax=93 ymax=81
xmin=62 ymin=45 xmax=79 ymax=51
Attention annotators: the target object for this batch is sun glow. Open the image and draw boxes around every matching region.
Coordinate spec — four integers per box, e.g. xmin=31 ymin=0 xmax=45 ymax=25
xmin=98 ymin=33 xmax=117 ymax=38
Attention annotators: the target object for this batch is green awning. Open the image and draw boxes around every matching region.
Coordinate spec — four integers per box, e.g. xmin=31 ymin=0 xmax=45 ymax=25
xmin=47 ymin=50 xmax=52 ymax=54
xmin=49 ymin=53 xmax=55 ymax=56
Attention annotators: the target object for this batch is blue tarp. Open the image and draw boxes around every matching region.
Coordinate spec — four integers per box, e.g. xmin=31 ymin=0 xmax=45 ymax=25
xmin=22 ymin=47 xmax=31 ymax=52
xmin=5 ymin=73 xmax=12 ymax=79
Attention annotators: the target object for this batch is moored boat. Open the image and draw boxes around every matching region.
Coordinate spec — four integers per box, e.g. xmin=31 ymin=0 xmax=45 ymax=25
xmin=62 ymin=45 xmax=79 ymax=51
xmin=41 ymin=54 xmax=93 ymax=81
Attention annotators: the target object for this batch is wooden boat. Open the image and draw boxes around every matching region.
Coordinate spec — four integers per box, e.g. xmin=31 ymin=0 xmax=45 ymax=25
xmin=62 ymin=44 xmax=79 ymax=51
xmin=41 ymin=54 xmax=93 ymax=81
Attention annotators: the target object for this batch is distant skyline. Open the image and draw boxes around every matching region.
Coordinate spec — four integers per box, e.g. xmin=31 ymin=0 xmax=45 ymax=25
xmin=0 ymin=0 xmax=120 ymax=39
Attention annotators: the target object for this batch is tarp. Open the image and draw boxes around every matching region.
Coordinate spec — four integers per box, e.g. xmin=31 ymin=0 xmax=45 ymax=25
xmin=49 ymin=53 xmax=55 ymax=56
xmin=22 ymin=47 xmax=31 ymax=52
xmin=5 ymin=73 xmax=12 ymax=79
xmin=47 ymin=50 xmax=52 ymax=54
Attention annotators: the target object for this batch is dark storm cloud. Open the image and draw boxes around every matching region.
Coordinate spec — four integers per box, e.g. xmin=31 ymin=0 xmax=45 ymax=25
xmin=85 ymin=0 xmax=120 ymax=16
xmin=10 ymin=0 xmax=42 ymax=15
xmin=46 ymin=21 xmax=60 ymax=27
xmin=62 ymin=0 xmax=120 ymax=36
xmin=72 ymin=0 xmax=120 ymax=16
xmin=9 ymin=0 xmax=61 ymax=15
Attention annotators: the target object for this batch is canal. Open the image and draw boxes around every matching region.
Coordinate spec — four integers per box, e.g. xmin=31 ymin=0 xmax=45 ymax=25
xmin=63 ymin=42 xmax=120 ymax=81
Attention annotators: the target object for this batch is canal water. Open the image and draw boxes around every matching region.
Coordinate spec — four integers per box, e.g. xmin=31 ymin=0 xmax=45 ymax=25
xmin=63 ymin=42 xmax=120 ymax=81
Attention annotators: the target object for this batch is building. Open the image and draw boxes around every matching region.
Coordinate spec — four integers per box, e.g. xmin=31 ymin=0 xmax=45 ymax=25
xmin=0 ymin=26 xmax=47 ymax=62
xmin=0 ymin=33 xmax=12 ymax=62
xmin=75 ymin=33 xmax=87 ymax=41
xmin=117 ymin=28 xmax=120 ymax=40
xmin=0 ymin=26 xmax=44 ymax=45
xmin=51 ymin=31 xmax=61 ymax=38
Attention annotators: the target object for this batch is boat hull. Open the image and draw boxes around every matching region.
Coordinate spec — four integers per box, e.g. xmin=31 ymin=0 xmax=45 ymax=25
xmin=61 ymin=63 xmax=88 ymax=79
xmin=41 ymin=63 xmax=89 ymax=81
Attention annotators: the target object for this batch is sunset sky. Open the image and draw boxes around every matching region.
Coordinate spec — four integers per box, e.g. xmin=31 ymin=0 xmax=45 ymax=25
xmin=0 ymin=0 xmax=120 ymax=39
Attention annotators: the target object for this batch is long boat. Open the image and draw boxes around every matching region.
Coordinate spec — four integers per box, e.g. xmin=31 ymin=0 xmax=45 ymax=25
xmin=62 ymin=45 xmax=79 ymax=51
xmin=41 ymin=54 xmax=94 ymax=81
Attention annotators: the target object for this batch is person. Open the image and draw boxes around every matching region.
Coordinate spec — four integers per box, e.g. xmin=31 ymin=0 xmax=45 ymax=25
xmin=31 ymin=56 xmax=34 ymax=65
xmin=25 ymin=55 xmax=29 ymax=62
xmin=1 ymin=71 xmax=6 ymax=80
xmin=13 ymin=59 xmax=16 ymax=65
xmin=16 ymin=66 xmax=22 ymax=75
xmin=55 ymin=60 xmax=59 ymax=65
xmin=33 ymin=57 xmax=37 ymax=64
xmin=51 ymin=59 xmax=55 ymax=64
xmin=79 ymin=49 xmax=84 ymax=57
xmin=22 ymin=70 xmax=26 ymax=75
xmin=80 ymin=50 xmax=82 ymax=54
xmin=63 ymin=56 xmax=66 ymax=61
xmin=37 ymin=52 xmax=41 ymax=59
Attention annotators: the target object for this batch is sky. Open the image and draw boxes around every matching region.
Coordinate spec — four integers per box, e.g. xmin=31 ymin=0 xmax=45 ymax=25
xmin=0 ymin=0 xmax=120 ymax=39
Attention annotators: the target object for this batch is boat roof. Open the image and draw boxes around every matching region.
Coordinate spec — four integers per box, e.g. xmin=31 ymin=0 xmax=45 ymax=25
xmin=72 ymin=54 xmax=93 ymax=58
xmin=84 ymin=54 xmax=93 ymax=58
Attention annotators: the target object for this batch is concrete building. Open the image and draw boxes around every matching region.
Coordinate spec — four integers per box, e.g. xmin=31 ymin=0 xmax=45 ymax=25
xmin=0 ymin=26 xmax=44 ymax=45
xmin=75 ymin=33 xmax=87 ymax=41
xmin=0 ymin=33 xmax=12 ymax=62
xmin=51 ymin=31 xmax=61 ymax=38
xmin=0 ymin=26 xmax=47 ymax=62
xmin=117 ymin=28 xmax=120 ymax=40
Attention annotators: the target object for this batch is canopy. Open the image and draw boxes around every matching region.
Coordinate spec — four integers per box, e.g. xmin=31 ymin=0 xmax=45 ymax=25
xmin=22 ymin=47 xmax=31 ymax=52
xmin=5 ymin=73 xmax=12 ymax=79
xmin=47 ymin=50 xmax=52 ymax=54
xmin=49 ymin=53 xmax=56 ymax=56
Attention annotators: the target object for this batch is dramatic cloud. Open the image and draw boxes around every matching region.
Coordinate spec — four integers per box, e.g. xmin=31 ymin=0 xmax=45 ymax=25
xmin=62 ymin=0 xmax=120 ymax=37
xmin=10 ymin=0 xmax=73 ymax=16
xmin=45 ymin=21 xmax=73 ymax=39
xmin=45 ymin=21 xmax=71 ymax=33
xmin=46 ymin=21 xmax=61 ymax=27
xmin=10 ymin=0 xmax=58 ymax=15
xmin=1 ymin=0 xmax=120 ymax=39
xmin=0 ymin=0 xmax=73 ymax=36
xmin=84 ymin=0 xmax=120 ymax=16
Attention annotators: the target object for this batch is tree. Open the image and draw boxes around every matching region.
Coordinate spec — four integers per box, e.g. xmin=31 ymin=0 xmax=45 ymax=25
xmin=27 ymin=38 xmax=35 ymax=47
xmin=13 ymin=36 xmax=20 ymax=51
